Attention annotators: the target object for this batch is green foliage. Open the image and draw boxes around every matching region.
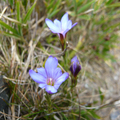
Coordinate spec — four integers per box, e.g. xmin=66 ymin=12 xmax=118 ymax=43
xmin=23 ymin=2 xmax=36 ymax=23
xmin=0 ymin=0 xmax=119 ymax=119
xmin=44 ymin=0 xmax=62 ymax=18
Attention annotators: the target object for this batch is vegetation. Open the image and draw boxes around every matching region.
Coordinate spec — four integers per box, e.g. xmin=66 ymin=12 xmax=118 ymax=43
xmin=0 ymin=0 xmax=120 ymax=119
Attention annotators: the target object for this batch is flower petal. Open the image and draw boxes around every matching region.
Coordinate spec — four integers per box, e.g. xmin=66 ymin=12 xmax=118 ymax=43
xmin=71 ymin=22 xmax=77 ymax=29
xmin=53 ymin=67 xmax=62 ymax=80
xmin=39 ymin=83 xmax=47 ymax=89
xmin=45 ymin=85 xmax=57 ymax=94
xmin=62 ymin=29 xmax=69 ymax=38
xmin=61 ymin=13 xmax=69 ymax=31
xmin=29 ymin=69 xmax=46 ymax=83
xmin=45 ymin=18 xmax=60 ymax=33
xmin=67 ymin=20 xmax=72 ymax=29
xmin=70 ymin=55 xmax=81 ymax=77
xmin=62 ymin=21 xmax=77 ymax=37
xmin=37 ymin=68 xmax=47 ymax=78
xmin=54 ymin=72 xmax=69 ymax=89
xmin=45 ymin=56 xmax=58 ymax=78
xmin=71 ymin=55 xmax=79 ymax=63
xmin=54 ymin=19 xmax=62 ymax=30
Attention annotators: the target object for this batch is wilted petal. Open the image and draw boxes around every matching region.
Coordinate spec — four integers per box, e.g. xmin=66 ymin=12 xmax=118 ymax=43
xmin=45 ymin=56 xmax=58 ymax=78
xmin=45 ymin=18 xmax=60 ymax=33
xmin=46 ymin=85 xmax=57 ymax=94
xmin=37 ymin=68 xmax=47 ymax=78
xmin=29 ymin=69 xmax=46 ymax=83
xmin=54 ymin=72 xmax=69 ymax=89
xmin=61 ymin=13 xmax=69 ymax=31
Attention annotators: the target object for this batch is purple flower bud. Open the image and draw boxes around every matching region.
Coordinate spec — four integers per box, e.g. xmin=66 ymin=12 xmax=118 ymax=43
xmin=70 ymin=56 xmax=81 ymax=77
xmin=29 ymin=56 xmax=69 ymax=94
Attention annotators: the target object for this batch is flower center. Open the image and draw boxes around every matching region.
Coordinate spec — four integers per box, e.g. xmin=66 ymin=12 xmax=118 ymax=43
xmin=47 ymin=78 xmax=54 ymax=86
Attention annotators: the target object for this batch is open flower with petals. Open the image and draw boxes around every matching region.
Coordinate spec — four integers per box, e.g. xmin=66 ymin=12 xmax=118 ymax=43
xmin=29 ymin=56 xmax=69 ymax=94
xmin=45 ymin=12 xmax=77 ymax=39
xmin=70 ymin=55 xmax=81 ymax=78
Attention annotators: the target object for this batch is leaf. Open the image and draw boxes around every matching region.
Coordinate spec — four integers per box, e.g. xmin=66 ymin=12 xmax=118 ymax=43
xmin=0 ymin=20 xmax=19 ymax=35
xmin=107 ymin=3 xmax=120 ymax=7
xmin=73 ymin=0 xmax=77 ymax=14
xmin=94 ymin=0 xmax=103 ymax=11
xmin=78 ymin=0 xmax=95 ymax=14
xmin=89 ymin=110 xmax=101 ymax=119
xmin=9 ymin=0 xmax=14 ymax=6
xmin=106 ymin=0 xmax=113 ymax=5
xmin=99 ymin=88 xmax=104 ymax=104
xmin=23 ymin=2 xmax=36 ymax=23
xmin=48 ymin=8 xmax=61 ymax=18
xmin=0 ymin=30 xmax=21 ymax=40
xmin=79 ymin=15 xmax=91 ymax=20
xmin=16 ymin=1 xmax=20 ymax=21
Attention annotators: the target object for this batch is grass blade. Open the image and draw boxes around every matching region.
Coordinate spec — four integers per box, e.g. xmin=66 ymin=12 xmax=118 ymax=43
xmin=0 ymin=20 xmax=19 ymax=35
xmin=23 ymin=2 xmax=36 ymax=23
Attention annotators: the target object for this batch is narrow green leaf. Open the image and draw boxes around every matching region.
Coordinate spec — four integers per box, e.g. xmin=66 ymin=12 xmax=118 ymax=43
xmin=48 ymin=7 xmax=61 ymax=18
xmin=78 ymin=0 xmax=95 ymax=14
xmin=79 ymin=15 xmax=91 ymax=20
xmin=107 ymin=3 xmax=120 ymax=7
xmin=73 ymin=0 xmax=77 ymax=14
xmin=9 ymin=0 xmax=14 ymax=6
xmin=105 ymin=22 xmax=120 ymax=31
xmin=99 ymin=88 xmax=104 ymax=104
xmin=16 ymin=1 xmax=20 ymax=21
xmin=23 ymin=2 xmax=36 ymax=23
xmin=0 ymin=30 xmax=21 ymax=40
xmin=89 ymin=110 xmax=101 ymax=119
xmin=16 ymin=0 xmax=22 ymax=35
xmin=106 ymin=0 xmax=113 ymax=5
xmin=0 ymin=20 xmax=19 ymax=35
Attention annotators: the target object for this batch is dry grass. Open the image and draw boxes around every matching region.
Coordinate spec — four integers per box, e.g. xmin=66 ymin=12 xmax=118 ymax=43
xmin=0 ymin=0 xmax=120 ymax=119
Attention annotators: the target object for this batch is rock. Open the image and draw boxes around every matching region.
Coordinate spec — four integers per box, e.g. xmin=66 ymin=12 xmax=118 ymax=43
xmin=110 ymin=108 xmax=120 ymax=120
xmin=0 ymin=75 xmax=9 ymax=119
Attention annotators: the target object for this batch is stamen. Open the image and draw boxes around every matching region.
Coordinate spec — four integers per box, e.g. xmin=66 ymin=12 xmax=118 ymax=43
xmin=47 ymin=78 xmax=54 ymax=86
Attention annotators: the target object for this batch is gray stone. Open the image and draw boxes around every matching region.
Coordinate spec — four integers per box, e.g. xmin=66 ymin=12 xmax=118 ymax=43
xmin=0 ymin=75 xmax=9 ymax=119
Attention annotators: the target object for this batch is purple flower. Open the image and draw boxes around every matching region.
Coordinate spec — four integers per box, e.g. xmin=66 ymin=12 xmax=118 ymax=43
xmin=29 ymin=56 xmax=69 ymax=94
xmin=45 ymin=13 xmax=77 ymax=39
xmin=70 ymin=55 xmax=81 ymax=77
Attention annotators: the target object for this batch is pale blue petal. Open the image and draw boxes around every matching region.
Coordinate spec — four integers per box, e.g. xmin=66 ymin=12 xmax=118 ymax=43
xmin=54 ymin=72 xmax=69 ymax=89
xmin=29 ymin=69 xmax=46 ymax=83
xmin=61 ymin=13 xmax=69 ymax=31
xmin=45 ymin=56 xmax=58 ymax=78
xmin=67 ymin=20 xmax=72 ymax=29
xmin=37 ymin=68 xmax=47 ymax=78
xmin=45 ymin=85 xmax=57 ymax=94
xmin=54 ymin=19 xmax=62 ymax=31
xmin=62 ymin=29 xmax=69 ymax=38
xmin=71 ymin=22 xmax=77 ymax=29
xmin=39 ymin=83 xmax=47 ymax=89
xmin=45 ymin=18 xmax=60 ymax=33
xmin=53 ymin=67 xmax=62 ymax=80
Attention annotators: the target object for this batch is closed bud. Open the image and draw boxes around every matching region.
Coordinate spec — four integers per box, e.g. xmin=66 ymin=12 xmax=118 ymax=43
xmin=70 ymin=55 xmax=81 ymax=78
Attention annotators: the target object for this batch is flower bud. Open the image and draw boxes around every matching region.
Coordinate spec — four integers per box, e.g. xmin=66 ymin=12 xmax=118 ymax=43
xmin=70 ymin=55 xmax=81 ymax=78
